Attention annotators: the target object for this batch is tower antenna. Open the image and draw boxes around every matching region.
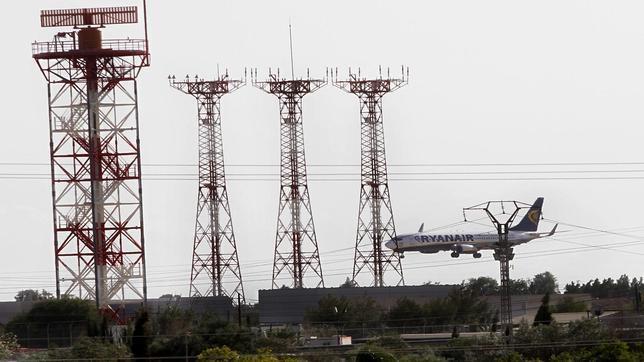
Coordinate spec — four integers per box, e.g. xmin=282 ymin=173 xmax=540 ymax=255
xmin=289 ymin=20 xmax=295 ymax=80
xmin=33 ymin=4 xmax=150 ymax=322
xmin=333 ymin=67 xmax=409 ymax=287
xmin=253 ymin=68 xmax=326 ymax=289
xmin=170 ymin=73 xmax=246 ymax=304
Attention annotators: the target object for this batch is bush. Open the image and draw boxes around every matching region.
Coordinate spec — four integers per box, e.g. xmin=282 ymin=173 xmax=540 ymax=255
xmin=0 ymin=332 xmax=19 ymax=359
xmin=198 ymin=345 xmax=240 ymax=361
xmin=6 ymin=298 xmax=102 ymax=348
xmin=45 ymin=336 xmax=130 ymax=361
xmin=353 ymin=344 xmax=396 ymax=362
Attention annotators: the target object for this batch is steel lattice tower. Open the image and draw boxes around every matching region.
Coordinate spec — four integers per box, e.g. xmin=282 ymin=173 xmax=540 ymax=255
xmin=333 ymin=68 xmax=407 ymax=287
xmin=32 ymin=5 xmax=150 ymax=315
xmin=464 ymin=200 xmax=529 ymax=340
xmin=170 ymin=73 xmax=246 ymax=303
xmin=253 ymin=69 xmax=325 ymax=289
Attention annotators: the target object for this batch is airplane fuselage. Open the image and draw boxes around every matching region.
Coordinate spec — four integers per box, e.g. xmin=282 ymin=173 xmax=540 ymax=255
xmin=384 ymin=231 xmax=541 ymax=258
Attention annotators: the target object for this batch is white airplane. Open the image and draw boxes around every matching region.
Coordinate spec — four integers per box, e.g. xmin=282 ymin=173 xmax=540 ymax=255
xmin=384 ymin=197 xmax=557 ymax=259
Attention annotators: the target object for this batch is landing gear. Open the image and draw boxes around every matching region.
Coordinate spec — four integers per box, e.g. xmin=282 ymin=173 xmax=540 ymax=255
xmin=451 ymin=252 xmax=460 ymax=258
xmin=473 ymin=252 xmax=482 ymax=259
xmin=399 ymin=252 xmax=405 ymax=259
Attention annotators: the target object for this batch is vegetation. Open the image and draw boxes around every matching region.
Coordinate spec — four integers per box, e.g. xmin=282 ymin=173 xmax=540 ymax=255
xmin=305 ymin=281 xmax=495 ymax=336
xmin=44 ymin=336 xmax=131 ymax=361
xmin=565 ymin=274 xmax=643 ymax=298
xmin=0 ymin=332 xmax=19 ymax=359
xmin=533 ymin=292 xmax=554 ymax=326
xmin=553 ymin=295 xmax=588 ymax=313
xmin=197 ymin=345 xmax=240 ymax=361
xmin=14 ymin=289 xmax=54 ymax=302
xmin=7 ymin=272 xmax=644 ymax=360
xmin=6 ymin=298 xmax=102 ymax=348
xmin=450 ymin=272 xmax=559 ymax=296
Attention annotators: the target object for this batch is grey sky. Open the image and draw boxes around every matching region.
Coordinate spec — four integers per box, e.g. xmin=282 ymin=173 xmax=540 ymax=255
xmin=1 ymin=0 xmax=644 ymax=301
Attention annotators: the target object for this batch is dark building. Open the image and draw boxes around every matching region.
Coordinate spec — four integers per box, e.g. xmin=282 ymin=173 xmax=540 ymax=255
xmin=258 ymin=285 xmax=457 ymax=325
xmin=0 ymin=296 xmax=234 ymax=327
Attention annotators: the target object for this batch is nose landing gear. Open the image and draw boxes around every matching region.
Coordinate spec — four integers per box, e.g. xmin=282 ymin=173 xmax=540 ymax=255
xmin=473 ymin=252 xmax=482 ymax=259
xmin=450 ymin=252 xmax=460 ymax=258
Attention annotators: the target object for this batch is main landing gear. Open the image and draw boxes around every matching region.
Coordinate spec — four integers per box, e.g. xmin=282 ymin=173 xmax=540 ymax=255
xmin=473 ymin=252 xmax=482 ymax=259
xmin=451 ymin=252 xmax=460 ymax=258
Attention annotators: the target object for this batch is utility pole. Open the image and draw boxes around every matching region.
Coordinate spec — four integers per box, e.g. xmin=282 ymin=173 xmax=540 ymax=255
xmin=464 ymin=200 xmax=536 ymax=341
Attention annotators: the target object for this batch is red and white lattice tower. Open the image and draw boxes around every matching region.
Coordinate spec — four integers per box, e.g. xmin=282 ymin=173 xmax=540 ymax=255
xmin=333 ymin=67 xmax=408 ymax=287
xmin=253 ymin=69 xmax=325 ymax=289
xmin=32 ymin=5 xmax=150 ymax=314
xmin=169 ymin=73 xmax=246 ymax=303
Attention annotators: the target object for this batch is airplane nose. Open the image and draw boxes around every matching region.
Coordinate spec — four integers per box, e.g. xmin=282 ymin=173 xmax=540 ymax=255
xmin=384 ymin=240 xmax=395 ymax=250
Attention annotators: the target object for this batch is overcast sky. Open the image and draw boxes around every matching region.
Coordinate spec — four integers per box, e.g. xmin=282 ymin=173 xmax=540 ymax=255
xmin=1 ymin=0 xmax=644 ymax=302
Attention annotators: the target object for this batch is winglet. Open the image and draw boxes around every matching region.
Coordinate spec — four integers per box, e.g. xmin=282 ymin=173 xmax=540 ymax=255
xmin=548 ymin=223 xmax=558 ymax=236
xmin=418 ymin=223 xmax=425 ymax=233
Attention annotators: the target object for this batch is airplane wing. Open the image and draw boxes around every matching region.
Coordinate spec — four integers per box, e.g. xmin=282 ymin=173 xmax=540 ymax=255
xmin=524 ymin=224 xmax=558 ymax=238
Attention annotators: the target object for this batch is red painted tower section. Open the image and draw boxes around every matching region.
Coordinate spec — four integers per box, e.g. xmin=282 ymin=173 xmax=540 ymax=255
xmin=170 ymin=73 xmax=246 ymax=303
xmin=32 ymin=6 xmax=150 ymax=315
xmin=333 ymin=67 xmax=408 ymax=287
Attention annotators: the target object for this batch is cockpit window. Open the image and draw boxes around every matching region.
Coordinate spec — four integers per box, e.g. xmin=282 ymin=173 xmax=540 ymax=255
xmin=393 ymin=234 xmax=410 ymax=241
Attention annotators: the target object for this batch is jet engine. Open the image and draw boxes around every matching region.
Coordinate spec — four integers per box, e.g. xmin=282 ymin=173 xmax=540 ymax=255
xmin=453 ymin=244 xmax=478 ymax=254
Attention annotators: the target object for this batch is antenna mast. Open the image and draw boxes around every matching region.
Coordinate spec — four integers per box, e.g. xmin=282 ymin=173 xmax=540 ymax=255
xmin=289 ymin=21 xmax=295 ymax=80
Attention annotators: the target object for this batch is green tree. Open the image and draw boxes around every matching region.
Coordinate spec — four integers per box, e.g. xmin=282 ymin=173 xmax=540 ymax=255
xmin=590 ymin=341 xmax=637 ymax=362
xmin=533 ymin=292 xmax=553 ymax=326
xmin=339 ymin=277 xmax=358 ymax=288
xmin=6 ymin=298 xmax=101 ymax=348
xmin=14 ymin=289 xmax=53 ymax=302
xmin=198 ymin=345 xmax=240 ymax=361
xmin=448 ymin=285 xmax=494 ymax=329
xmin=354 ymin=344 xmax=396 ymax=362
xmin=508 ymin=278 xmax=530 ymax=294
xmin=387 ymin=298 xmax=424 ymax=330
xmin=305 ymin=295 xmax=351 ymax=328
xmin=464 ymin=277 xmax=499 ymax=296
xmin=530 ymin=271 xmax=558 ymax=294
xmin=131 ymin=309 xmax=150 ymax=358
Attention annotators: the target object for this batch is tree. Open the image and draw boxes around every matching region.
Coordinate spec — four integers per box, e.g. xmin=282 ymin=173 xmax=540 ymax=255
xmin=305 ymin=295 xmax=351 ymax=327
xmin=131 ymin=309 xmax=150 ymax=358
xmin=463 ymin=277 xmax=498 ymax=296
xmin=387 ymin=298 xmax=424 ymax=330
xmin=508 ymin=279 xmax=530 ymax=294
xmin=14 ymin=289 xmax=53 ymax=302
xmin=354 ymin=344 xmax=396 ymax=362
xmin=339 ymin=277 xmax=358 ymax=288
xmin=530 ymin=272 xmax=558 ymax=294
xmin=197 ymin=345 xmax=240 ymax=361
xmin=533 ymin=293 xmax=553 ymax=326
xmin=6 ymin=298 xmax=101 ymax=348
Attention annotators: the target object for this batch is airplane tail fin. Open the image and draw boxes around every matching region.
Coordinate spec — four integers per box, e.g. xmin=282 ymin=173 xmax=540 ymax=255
xmin=509 ymin=197 xmax=544 ymax=232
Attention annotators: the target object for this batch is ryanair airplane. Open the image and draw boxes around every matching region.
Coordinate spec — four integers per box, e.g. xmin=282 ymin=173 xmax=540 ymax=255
xmin=384 ymin=198 xmax=557 ymax=259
